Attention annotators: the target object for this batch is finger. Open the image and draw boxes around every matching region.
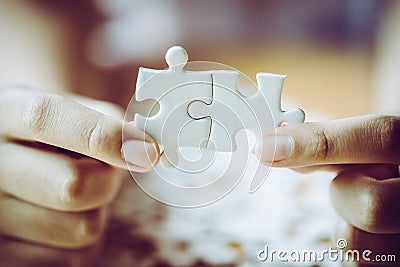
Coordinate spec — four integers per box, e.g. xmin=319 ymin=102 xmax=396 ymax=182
xmin=335 ymin=220 xmax=400 ymax=266
xmin=0 ymin=193 xmax=107 ymax=249
xmin=292 ymin=163 xmax=399 ymax=175
xmin=0 ymin=140 xmax=122 ymax=211
xmin=330 ymin=165 xmax=400 ymax=234
xmin=0 ymin=88 xmax=159 ymax=171
xmin=291 ymin=164 xmax=355 ymax=174
xmin=64 ymin=92 xmax=125 ymax=119
xmin=256 ymin=114 xmax=400 ymax=167
xmin=0 ymin=236 xmax=99 ymax=267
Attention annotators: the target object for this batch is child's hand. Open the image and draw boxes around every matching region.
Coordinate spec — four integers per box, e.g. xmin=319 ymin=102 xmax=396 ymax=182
xmin=256 ymin=115 xmax=400 ymax=264
xmin=0 ymin=87 xmax=159 ymax=248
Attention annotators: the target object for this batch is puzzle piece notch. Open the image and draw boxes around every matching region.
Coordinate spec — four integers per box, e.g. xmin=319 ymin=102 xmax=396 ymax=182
xmin=134 ymin=46 xmax=214 ymax=168
xmin=188 ymin=72 xmax=305 ymax=153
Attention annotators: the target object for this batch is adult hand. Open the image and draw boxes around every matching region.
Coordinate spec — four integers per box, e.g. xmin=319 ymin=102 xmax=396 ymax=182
xmin=256 ymin=114 xmax=400 ymax=265
xmin=0 ymin=87 xmax=159 ymax=248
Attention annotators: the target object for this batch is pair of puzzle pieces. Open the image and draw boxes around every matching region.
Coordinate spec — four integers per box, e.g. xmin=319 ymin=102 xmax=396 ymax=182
xmin=133 ymin=46 xmax=305 ymax=169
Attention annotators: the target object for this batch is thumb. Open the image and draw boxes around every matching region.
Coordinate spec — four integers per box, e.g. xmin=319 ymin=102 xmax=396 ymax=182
xmin=256 ymin=115 xmax=400 ymax=167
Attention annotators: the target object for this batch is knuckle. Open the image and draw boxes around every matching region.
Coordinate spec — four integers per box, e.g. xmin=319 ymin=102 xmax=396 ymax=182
xmin=355 ymin=185 xmax=385 ymax=233
xmin=372 ymin=115 xmax=400 ymax=160
xmin=60 ymin=160 xmax=116 ymax=211
xmin=84 ymin=119 xmax=122 ymax=161
xmin=70 ymin=209 xmax=106 ymax=248
xmin=60 ymin=165 xmax=89 ymax=210
xmin=311 ymin=126 xmax=332 ymax=162
xmin=24 ymin=93 xmax=61 ymax=138
xmin=86 ymin=121 xmax=109 ymax=155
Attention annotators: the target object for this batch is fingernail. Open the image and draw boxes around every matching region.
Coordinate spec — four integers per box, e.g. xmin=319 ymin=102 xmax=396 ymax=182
xmin=256 ymin=135 xmax=293 ymax=162
xmin=122 ymin=140 xmax=159 ymax=170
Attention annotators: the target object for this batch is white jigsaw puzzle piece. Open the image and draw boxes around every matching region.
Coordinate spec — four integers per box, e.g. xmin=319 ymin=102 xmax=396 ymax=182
xmin=134 ymin=46 xmax=213 ymax=167
xmin=198 ymin=70 xmax=243 ymax=152
xmin=255 ymin=73 xmax=305 ymax=126
xmin=188 ymin=72 xmax=305 ymax=153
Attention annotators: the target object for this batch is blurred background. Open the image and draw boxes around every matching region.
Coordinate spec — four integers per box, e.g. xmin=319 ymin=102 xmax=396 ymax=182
xmin=1 ymin=0 xmax=400 ymax=266
xmin=1 ymin=0 xmax=399 ymax=118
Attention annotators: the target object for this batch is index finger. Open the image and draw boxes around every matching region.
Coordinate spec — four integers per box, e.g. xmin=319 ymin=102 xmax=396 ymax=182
xmin=0 ymin=88 xmax=159 ymax=171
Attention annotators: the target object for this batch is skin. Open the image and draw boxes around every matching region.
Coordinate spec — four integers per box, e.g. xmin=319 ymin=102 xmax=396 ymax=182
xmin=0 ymin=1 xmax=160 ymax=249
xmin=2 ymin=2 xmax=399 ymax=264
xmin=0 ymin=87 xmax=159 ymax=248
xmin=257 ymin=114 xmax=400 ymax=266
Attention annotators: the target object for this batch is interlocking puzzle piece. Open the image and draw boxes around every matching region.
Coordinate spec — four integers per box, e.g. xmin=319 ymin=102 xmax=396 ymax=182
xmin=188 ymin=72 xmax=305 ymax=153
xmin=134 ymin=46 xmax=213 ymax=167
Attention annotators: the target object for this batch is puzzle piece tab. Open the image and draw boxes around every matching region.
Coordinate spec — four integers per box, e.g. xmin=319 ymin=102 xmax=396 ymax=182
xmin=133 ymin=45 xmax=305 ymax=170
xmin=188 ymin=72 xmax=305 ymax=153
xmin=134 ymin=46 xmax=213 ymax=167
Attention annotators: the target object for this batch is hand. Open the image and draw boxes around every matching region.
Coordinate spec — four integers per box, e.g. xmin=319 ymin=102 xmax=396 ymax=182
xmin=0 ymin=87 xmax=159 ymax=248
xmin=0 ymin=236 xmax=99 ymax=267
xmin=256 ymin=114 xmax=400 ymax=265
